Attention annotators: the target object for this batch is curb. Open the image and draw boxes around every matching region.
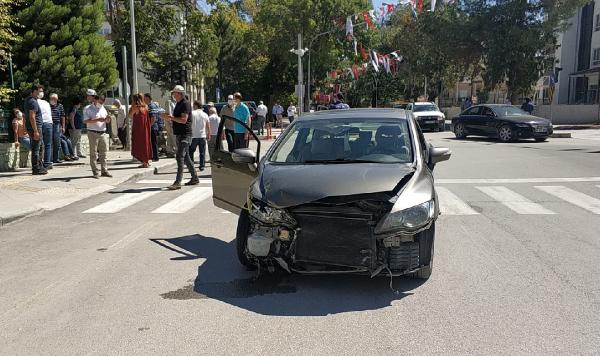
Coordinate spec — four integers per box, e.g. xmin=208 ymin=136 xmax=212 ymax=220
xmin=550 ymin=132 xmax=572 ymax=138
xmin=0 ymin=160 xmax=178 ymax=228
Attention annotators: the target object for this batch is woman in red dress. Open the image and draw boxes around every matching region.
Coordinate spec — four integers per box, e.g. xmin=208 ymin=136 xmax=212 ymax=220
xmin=128 ymin=94 xmax=153 ymax=168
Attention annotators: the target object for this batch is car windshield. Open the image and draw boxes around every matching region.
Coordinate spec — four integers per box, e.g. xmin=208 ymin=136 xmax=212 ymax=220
xmin=493 ymin=106 xmax=528 ymax=116
xmin=268 ymin=118 xmax=413 ymax=164
xmin=413 ymin=104 xmax=438 ymax=112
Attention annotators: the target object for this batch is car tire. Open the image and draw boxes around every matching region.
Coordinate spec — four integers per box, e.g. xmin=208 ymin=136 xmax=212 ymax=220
xmin=454 ymin=122 xmax=467 ymax=139
xmin=439 ymin=123 xmax=445 ymax=132
xmin=535 ymin=137 xmax=547 ymax=142
xmin=236 ymin=208 xmax=256 ymax=269
xmin=498 ymin=125 xmax=514 ymax=142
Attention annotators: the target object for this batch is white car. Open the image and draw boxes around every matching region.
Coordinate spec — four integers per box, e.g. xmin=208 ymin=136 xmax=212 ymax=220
xmin=406 ymin=102 xmax=445 ymax=132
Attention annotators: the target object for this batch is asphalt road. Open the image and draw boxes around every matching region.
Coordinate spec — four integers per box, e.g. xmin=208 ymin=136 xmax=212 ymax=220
xmin=2 ymin=132 xmax=600 ymax=354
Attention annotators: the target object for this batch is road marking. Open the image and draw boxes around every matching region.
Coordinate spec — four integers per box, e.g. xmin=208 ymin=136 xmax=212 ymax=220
xmin=437 ymin=177 xmax=600 ymax=184
xmin=152 ymin=187 xmax=212 ymax=214
xmin=109 ymin=221 xmax=160 ymax=249
xmin=476 ymin=186 xmax=555 ymax=215
xmin=436 ymin=186 xmax=479 ymax=215
xmin=137 ymin=179 xmax=212 ymax=184
xmin=536 ymin=186 xmax=600 ymax=214
xmin=83 ymin=190 xmax=161 ymax=214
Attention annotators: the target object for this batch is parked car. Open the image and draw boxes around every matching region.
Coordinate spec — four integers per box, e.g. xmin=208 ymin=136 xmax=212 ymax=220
xmin=451 ymin=104 xmax=553 ymax=142
xmin=406 ymin=102 xmax=445 ymax=131
xmin=210 ymin=108 xmax=452 ymax=279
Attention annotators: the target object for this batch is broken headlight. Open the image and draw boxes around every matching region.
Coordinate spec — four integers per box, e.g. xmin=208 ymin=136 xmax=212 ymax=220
xmin=376 ymin=200 xmax=435 ymax=234
xmin=248 ymin=197 xmax=297 ymax=226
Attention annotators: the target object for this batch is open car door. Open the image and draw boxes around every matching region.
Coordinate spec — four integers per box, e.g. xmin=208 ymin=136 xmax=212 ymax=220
xmin=210 ymin=114 xmax=261 ymax=214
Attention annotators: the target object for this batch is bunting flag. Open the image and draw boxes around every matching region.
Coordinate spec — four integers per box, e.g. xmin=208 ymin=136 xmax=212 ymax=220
xmin=359 ymin=43 xmax=368 ymax=61
xmin=362 ymin=11 xmax=374 ymax=29
xmin=346 ymin=16 xmax=354 ymax=38
xmin=353 ymin=38 xmax=358 ymax=56
xmin=417 ymin=0 xmax=424 ymax=13
xmin=431 ymin=0 xmax=437 ymax=11
xmin=352 ymin=65 xmax=360 ymax=80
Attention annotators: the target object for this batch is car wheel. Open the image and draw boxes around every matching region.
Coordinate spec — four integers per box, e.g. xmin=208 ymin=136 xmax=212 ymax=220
xmin=409 ymin=224 xmax=435 ymax=280
xmin=236 ymin=208 xmax=256 ymax=269
xmin=498 ymin=125 xmax=514 ymax=142
xmin=535 ymin=137 xmax=547 ymax=142
xmin=439 ymin=123 xmax=445 ymax=132
xmin=454 ymin=122 xmax=467 ymax=139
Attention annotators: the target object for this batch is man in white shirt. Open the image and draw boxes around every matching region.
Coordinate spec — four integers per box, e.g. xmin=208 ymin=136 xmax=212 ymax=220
xmin=272 ymin=102 xmax=284 ymax=128
xmin=37 ymin=97 xmax=54 ymax=169
xmin=287 ymin=103 xmax=297 ymax=124
xmin=83 ymin=93 xmax=112 ymax=178
xmin=255 ymin=100 xmax=268 ymax=136
xmin=189 ymin=100 xmax=211 ymax=171
xmin=207 ymin=106 xmax=220 ymax=154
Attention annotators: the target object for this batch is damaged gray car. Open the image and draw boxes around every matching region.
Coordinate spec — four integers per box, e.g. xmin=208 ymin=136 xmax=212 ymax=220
xmin=211 ymin=109 xmax=451 ymax=279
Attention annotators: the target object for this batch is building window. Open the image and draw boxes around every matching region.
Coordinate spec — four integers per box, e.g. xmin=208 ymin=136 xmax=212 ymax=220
xmin=594 ymin=48 xmax=600 ymax=66
xmin=596 ymin=14 xmax=600 ymax=31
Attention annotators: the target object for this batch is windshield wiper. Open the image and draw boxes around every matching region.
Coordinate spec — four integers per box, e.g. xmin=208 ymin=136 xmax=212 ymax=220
xmin=303 ymin=159 xmax=381 ymax=164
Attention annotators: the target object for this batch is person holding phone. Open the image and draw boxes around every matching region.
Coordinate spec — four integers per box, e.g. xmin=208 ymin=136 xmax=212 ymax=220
xmin=83 ymin=93 xmax=112 ymax=178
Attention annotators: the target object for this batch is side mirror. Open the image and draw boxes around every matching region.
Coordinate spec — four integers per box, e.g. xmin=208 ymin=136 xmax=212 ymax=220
xmin=430 ymin=147 xmax=452 ymax=165
xmin=232 ymin=148 xmax=256 ymax=164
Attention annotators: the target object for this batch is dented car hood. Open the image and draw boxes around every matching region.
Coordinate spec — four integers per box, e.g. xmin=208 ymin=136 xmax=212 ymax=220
xmin=253 ymin=163 xmax=415 ymax=208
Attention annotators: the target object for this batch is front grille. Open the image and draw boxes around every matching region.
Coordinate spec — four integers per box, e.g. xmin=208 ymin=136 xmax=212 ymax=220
xmin=388 ymin=242 xmax=420 ymax=271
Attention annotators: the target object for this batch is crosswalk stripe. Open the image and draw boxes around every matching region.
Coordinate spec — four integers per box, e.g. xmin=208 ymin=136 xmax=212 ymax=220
xmin=476 ymin=186 xmax=555 ymax=215
xmin=437 ymin=177 xmax=600 ymax=184
xmin=83 ymin=190 xmax=162 ymax=214
xmin=151 ymin=187 xmax=212 ymax=214
xmin=136 ymin=179 xmax=212 ymax=184
xmin=436 ymin=186 xmax=479 ymax=215
xmin=536 ymin=186 xmax=600 ymax=214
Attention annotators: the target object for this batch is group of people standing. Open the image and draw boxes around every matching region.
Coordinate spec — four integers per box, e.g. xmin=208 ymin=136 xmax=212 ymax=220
xmin=13 ymin=85 xmax=85 ymax=175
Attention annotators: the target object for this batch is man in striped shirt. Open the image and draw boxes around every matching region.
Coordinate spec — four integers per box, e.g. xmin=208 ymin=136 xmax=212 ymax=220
xmin=49 ymin=93 xmax=67 ymax=163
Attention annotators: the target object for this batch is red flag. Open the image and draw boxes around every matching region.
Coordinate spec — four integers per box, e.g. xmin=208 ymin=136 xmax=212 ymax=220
xmin=417 ymin=0 xmax=424 ymax=13
xmin=359 ymin=44 xmax=368 ymax=61
xmin=387 ymin=4 xmax=395 ymax=14
xmin=362 ymin=11 xmax=374 ymax=29
xmin=352 ymin=65 xmax=360 ymax=80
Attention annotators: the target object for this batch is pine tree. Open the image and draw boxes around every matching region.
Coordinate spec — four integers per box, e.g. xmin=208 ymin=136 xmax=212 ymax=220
xmin=0 ymin=0 xmax=21 ymax=103
xmin=12 ymin=0 xmax=118 ymax=101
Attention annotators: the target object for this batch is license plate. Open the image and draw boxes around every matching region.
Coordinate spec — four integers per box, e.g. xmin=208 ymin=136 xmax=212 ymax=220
xmin=425 ymin=120 xmax=437 ymax=124
xmin=535 ymin=127 xmax=548 ymax=133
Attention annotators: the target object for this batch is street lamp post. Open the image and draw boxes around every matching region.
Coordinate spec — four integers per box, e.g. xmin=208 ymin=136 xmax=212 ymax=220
xmin=129 ymin=0 xmax=139 ymax=94
xmin=290 ymin=33 xmax=308 ymax=117
xmin=8 ymin=54 xmax=15 ymax=107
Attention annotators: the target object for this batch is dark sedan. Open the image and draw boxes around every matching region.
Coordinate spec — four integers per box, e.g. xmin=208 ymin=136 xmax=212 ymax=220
xmin=210 ymin=109 xmax=451 ymax=279
xmin=451 ymin=104 xmax=553 ymax=142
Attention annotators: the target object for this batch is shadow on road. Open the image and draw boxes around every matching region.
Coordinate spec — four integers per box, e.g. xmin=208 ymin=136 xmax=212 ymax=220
xmin=151 ymin=234 xmax=426 ymax=316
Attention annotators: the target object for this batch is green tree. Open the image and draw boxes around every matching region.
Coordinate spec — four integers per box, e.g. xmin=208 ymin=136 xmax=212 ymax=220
xmin=0 ymin=0 xmax=22 ymax=103
xmin=12 ymin=0 xmax=118 ymax=101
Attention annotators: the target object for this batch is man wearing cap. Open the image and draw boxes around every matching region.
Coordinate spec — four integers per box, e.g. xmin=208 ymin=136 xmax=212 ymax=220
xmin=84 ymin=92 xmax=112 ymax=178
xmin=256 ymin=100 xmax=268 ymax=136
xmin=161 ymin=85 xmax=199 ymax=190
xmin=220 ymin=94 xmax=236 ymax=152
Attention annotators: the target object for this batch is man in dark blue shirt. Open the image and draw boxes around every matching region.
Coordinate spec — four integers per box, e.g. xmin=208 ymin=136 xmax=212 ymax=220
xmin=49 ymin=93 xmax=68 ymax=163
xmin=144 ymin=93 xmax=163 ymax=162
xmin=24 ymin=84 xmax=46 ymax=175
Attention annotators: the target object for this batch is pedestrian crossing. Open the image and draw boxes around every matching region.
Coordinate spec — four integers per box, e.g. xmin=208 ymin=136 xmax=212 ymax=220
xmin=81 ymin=179 xmax=600 ymax=217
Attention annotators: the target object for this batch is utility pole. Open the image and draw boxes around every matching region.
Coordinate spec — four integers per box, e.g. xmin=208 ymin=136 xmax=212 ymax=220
xmin=290 ymin=33 xmax=308 ymax=117
xmin=129 ymin=0 xmax=139 ymax=94
xmin=8 ymin=54 xmax=15 ymax=107
xmin=122 ymin=46 xmax=132 ymax=152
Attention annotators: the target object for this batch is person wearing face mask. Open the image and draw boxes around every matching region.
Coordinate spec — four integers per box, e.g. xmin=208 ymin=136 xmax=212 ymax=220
xmin=219 ymin=94 xmax=236 ymax=152
xmin=24 ymin=84 xmax=46 ymax=175
xmin=12 ymin=108 xmax=31 ymax=150
xmin=49 ymin=93 xmax=72 ymax=162
xmin=232 ymin=92 xmax=251 ymax=149
xmin=37 ymin=91 xmax=54 ymax=169
xmin=84 ymin=92 xmax=112 ymax=178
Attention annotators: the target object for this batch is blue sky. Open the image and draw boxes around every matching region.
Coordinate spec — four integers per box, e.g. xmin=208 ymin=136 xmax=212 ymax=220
xmin=372 ymin=0 xmax=386 ymax=10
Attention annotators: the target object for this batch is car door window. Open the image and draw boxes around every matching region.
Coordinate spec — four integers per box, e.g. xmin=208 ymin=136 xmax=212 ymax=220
xmin=481 ymin=107 xmax=495 ymax=117
xmin=463 ymin=106 xmax=481 ymax=115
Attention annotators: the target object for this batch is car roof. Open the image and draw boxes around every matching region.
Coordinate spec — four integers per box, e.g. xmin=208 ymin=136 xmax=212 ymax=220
xmin=413 ymin=102 xmax=436 ymax=105
xmin=298 ymin=108 xmax=408 ymax=121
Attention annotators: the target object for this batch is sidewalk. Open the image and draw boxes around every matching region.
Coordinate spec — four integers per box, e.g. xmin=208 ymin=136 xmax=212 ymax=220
xmin=0 ymin=150 xmax=176 ymax=226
